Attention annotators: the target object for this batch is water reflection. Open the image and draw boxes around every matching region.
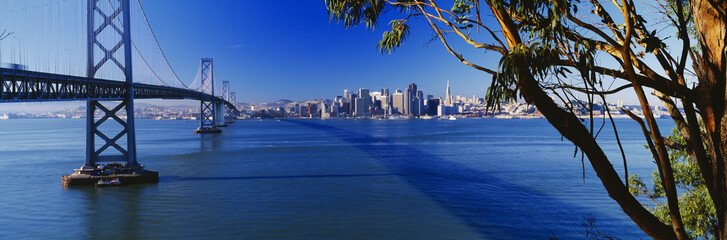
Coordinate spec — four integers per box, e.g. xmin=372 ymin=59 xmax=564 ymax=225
xmin=198 ymin=133 xmax=222 ymax=152
xmin=69 ymin=184 xmax=156 ymax=239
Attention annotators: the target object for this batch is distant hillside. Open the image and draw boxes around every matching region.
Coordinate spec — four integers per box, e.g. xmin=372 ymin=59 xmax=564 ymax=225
xmin=245 ymin=99 xmax=333 ymax=110
xmin=273 ymin=99 xmax=294 ymax=105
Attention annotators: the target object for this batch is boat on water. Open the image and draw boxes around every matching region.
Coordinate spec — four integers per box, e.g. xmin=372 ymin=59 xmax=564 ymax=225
xmin=448 ymin=116 xmax=457 ymax=120
xmin=96 ymin=178 xmax=122 ymax=187
xmin=0 ymin=114 xmax=8 ymax=120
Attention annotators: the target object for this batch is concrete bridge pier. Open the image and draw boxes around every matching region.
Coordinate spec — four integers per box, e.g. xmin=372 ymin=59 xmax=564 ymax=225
xmin=62 ymin=0 xmax=158 ymax=186
xmin=215 ymin=102 xmax=227 ymax=127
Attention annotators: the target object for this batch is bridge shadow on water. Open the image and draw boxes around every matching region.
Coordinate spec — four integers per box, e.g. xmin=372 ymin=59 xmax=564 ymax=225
xmin=161 ymin=173 xmax=398 ymax=182
xmin=278 ymin=119 xmax=639 ymax=239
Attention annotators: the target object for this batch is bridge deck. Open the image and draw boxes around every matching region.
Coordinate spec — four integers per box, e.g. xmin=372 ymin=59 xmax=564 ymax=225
xmin=0 ymin=68 xmax=237 ymax=111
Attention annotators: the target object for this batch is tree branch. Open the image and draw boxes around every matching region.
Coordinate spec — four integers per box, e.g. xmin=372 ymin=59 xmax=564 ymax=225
xmin=416 ymin=4 xmax=498 ymax=75
xmin=620 ymin=0 xmax=689 ymax=237
xmin=550 ymin=83 xmax=632 ymax=95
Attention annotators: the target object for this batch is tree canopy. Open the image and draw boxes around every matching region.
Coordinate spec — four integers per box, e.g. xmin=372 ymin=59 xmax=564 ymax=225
xmin=327 ymin=0 xmax=727 ymax=239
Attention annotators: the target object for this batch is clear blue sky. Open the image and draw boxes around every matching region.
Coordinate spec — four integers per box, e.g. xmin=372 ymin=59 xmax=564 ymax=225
xmin=137 ymin=1 xmax=496 ymax=103
xmin=0 ymin=0 xmax=668 ymax=112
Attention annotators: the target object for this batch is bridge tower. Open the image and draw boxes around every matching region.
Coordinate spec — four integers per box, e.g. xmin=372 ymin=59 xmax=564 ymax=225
xmin=222 ymin=81 xmax=233 ymax=125
xmin=63 ymin=0 xmax=158 ymax=185
xmin=230 ymin=92 xmax=238 ymax=118
xmin=194 ymin=58 xmax=222 ymax=133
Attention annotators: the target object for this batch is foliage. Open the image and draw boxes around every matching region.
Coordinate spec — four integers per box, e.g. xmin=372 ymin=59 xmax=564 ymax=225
xmin=487 ymin=43 xmax=565 ymax=109
xmin=378 ymin=20 xmax=410 ymax=54
xmin=325 ymin=0 xmax=385 ymax=30
xmin=629 ymin=126 xmax=717 ymax=239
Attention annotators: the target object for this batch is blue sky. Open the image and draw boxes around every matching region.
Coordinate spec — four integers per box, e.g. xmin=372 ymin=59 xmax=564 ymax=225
xmin=136 ymin=1 xmax=496 ymax=103
xmin=0 ymin=0 xmax=675 ymax=113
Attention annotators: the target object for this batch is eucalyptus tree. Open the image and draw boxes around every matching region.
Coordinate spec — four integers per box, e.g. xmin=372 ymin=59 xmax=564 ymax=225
xmin=326 ymin=0 xmax=726 ymax=239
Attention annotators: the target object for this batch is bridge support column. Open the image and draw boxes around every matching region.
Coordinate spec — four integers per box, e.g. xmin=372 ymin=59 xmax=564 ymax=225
xmin=194 ymin=58 xmax=222 ymax=134
xmin=215 ymin=102 xmax=226 ymax=127
xmin=62 ymin=0 xmax=158 ymax=185
xmin=221 ymin=81 xmax=233 ymax=125
xmin=230 ymin=92 xmax=238 ymax=121
xmin=224 ymin=104 xmax=234 ymax=124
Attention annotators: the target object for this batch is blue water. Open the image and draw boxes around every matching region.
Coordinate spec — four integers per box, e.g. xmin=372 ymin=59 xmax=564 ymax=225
xmin=0 ymin=118 xmax=670 ymax=239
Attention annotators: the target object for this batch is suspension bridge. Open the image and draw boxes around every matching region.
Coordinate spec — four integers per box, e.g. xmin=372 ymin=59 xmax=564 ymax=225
xmin=0 ymin=0 xmax=242 ymax=185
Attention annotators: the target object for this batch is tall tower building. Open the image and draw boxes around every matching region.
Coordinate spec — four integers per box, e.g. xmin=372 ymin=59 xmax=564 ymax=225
xmin=407 ymin=83 xmax=417 ymax=115
xmin=445 ymin=80 xmax=453 ymax=106
xmin=403 ymin=88 xmax=411 ymax=115
xmin=392 ymin=91 xmax=404 ymax=114
xmin=415 ymin=90 xmax=424 ymax=115
xmin=343 ymin=89 xmax=351 ymax=102
xmin=354 ymin=97 xmax=365 ymax=116
xmin=408 ymin=83 xmax=417 ymax=95
xmin=359 ymin=88 xmax=370 ymax=114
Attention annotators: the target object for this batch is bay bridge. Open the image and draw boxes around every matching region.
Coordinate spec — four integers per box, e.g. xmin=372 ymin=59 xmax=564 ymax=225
xmin=0 ymin=0 xmax=241 ymax=185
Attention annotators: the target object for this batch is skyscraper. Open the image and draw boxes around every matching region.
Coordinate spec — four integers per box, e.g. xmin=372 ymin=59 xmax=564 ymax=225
xmin=354 ymin=97 xmax=365 ymax=116
xmin=427 ymin=98 xmax=440 ymax=116
xmin=406 ymin=83 xmax=417 ymax=116
xmin=359 ymin=88 xmax=370 ymax=114
xmin=392 ymin=90 xmax=404 ymax=114
xmin=343 ymin=89 xmax=352 ymax=102
xmin=308 ymin=103 xmax=318 ymax=118
xmin=415 ymin=90 xmax=424 ymax=115
xmin=444 ymin=80 xmax=453 ymax=106
xmin=408 ymin=83 xmax=417 ymax=95
xmin=403 ymin=88 xmax=411 ymax=115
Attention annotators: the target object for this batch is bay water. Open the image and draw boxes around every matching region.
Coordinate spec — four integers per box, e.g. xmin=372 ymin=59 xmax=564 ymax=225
xmin=0 ymin=118 xmax=670 ymax=239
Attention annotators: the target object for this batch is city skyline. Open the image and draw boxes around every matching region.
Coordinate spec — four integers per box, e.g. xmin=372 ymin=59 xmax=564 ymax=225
xmin=0 ymin=78 xmax=638 ymax=115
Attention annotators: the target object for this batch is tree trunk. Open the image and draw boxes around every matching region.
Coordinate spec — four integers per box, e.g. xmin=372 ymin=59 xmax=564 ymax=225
xmin=691 ymin=0 xmax=727 ymax=238
xmin=516 ymin=68 xmax=679 ymax=239
xmin=485 ymin=2 xmax=679 ymax=237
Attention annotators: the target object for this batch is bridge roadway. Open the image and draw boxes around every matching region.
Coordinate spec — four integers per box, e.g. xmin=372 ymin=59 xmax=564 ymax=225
xmin=0 ymin=67 xmax=237 ymax=111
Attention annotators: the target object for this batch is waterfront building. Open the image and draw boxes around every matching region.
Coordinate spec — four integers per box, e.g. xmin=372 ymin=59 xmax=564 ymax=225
xmin=359 ymin=88 xmax=371 ymax=114
xmin=382 ymin=90 xmax=393 ymax=115
xmin=392 ymin=90 xmax=404 ymax=114
xmin=415 ymin=90 xmax=424 ymax=116
xmin=300 ymin=105 xmax=308 ymax=117
xmin=341 ymin=102 xmax=350 ymax=116
xmin=354 ymin=97 xmax=366 ymax=116
xmin=427 ymin=98 xmax=440 ymax=116
xmin=307 ymin=103 xmax=318 ymax=118
xmin=438 ymin=104 xmax=455 ymax=116
xmin=331 ymin=104 xmax=340 ymax=116
xmin=407 ymin=83 xmax=418 ymax=116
